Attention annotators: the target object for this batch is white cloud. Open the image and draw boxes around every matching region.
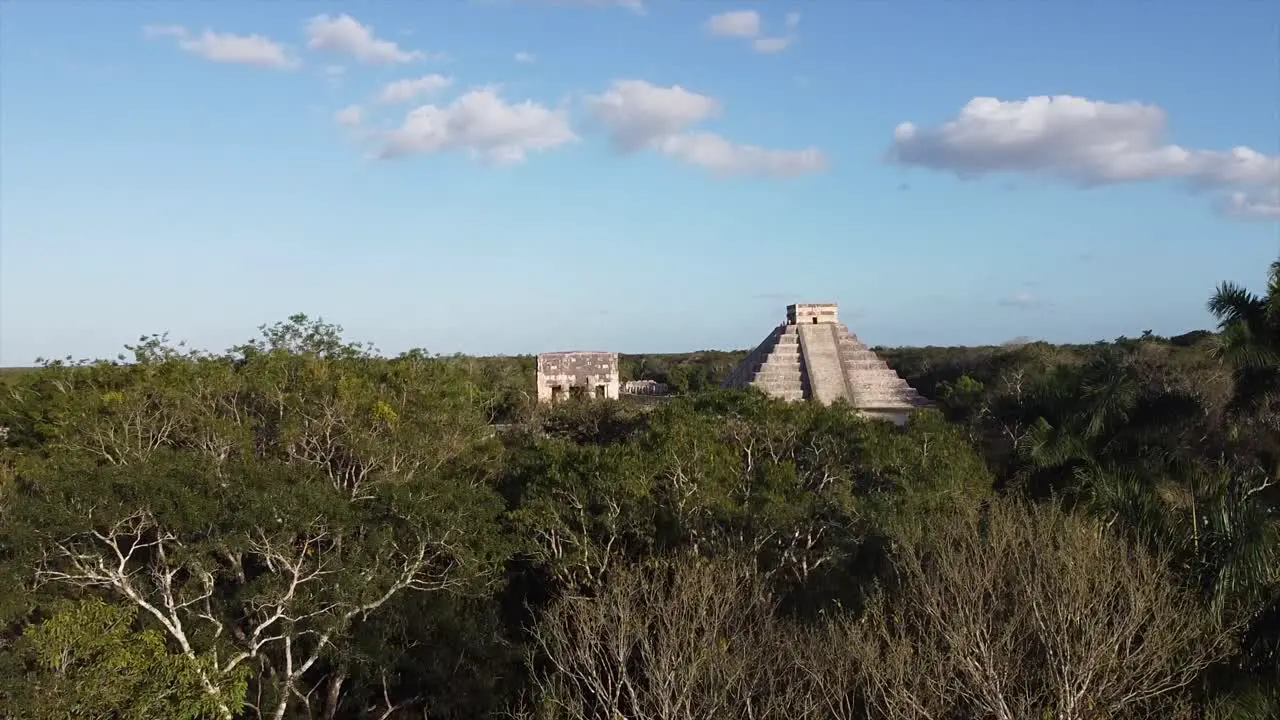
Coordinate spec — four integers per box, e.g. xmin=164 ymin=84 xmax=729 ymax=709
xmin=304 ymin=14 xmax=431 ymax=64
xmin=1221 ymin=188 xmax=1280 ymax=221
xmin=144 ymin=24 xmax=299 ymax=69
xmin=378 ymin=74 xmax=453 ymax=104
xmin=334 ymin=105 xmax=363 ymax=128
xmin=377 ymin=89 xmax=577 ymax=164
xmin=585 ymin=79 xmax=827 ymax=178
xmin=654 ymin=132 xmax=827 ymax=178
xmin=751 ymin=36 xmax=793 ymax=54
xmin=706 ymin=10 xmax=760 ymax=39
xmin=890 ymin=95 xmax=1280 ymax=219
xmin=514 ymin=51 xmax=537 ymax=64
xmin=998 ymin=291 xmax=1050 ymax=311
xmin=321 ymin=64 xmax=345 ymax=88
xmin=704 ymin=10 xmax=798 ymax=54
xmin=586 ymin=80 xmax=720 ymax=150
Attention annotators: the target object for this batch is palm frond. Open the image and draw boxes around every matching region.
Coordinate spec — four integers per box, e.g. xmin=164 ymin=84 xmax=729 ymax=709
xmin=1195 ymin=469 xmax=1280 ymax=620
xmin=1211 ymin=322 xmax=1280 ymax=370
xmin=1265 ymin=260 xmax=1280 ymax=327
xmin=1204 ymin=680 xmax=1280 ymax=720
xmin=1076 ymin=463 xmax=1170 ymax=542
xmin=1209 ymin=282 xmax=1267 ymax=325
xmin=1023 ymin=417 xmax=1093 ymax=469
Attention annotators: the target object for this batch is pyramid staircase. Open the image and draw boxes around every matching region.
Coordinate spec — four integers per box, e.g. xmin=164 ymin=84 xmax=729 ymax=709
xmin=722 ymin=304 xmax=930 ymax=417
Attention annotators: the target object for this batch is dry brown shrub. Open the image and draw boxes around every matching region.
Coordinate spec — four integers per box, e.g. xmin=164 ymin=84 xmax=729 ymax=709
xmin=523 ymin=554 xmax=815 ymax=720
xmin=520 ymin=501 xmax=1234 ymax=720
xmin=808 ymin=499 xmax=1235 ymax=720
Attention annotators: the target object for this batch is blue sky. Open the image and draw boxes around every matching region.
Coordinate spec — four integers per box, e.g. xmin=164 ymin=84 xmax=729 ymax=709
xmin=2 ymin=0 xmax=1277 ymax=365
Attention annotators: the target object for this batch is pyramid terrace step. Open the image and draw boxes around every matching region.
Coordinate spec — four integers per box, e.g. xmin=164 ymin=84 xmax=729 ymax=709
xmin=752 ymin=380 xmax=800 ymax=389
xmin=851 ymin=383 xmax=913 ymax=392
xmin=842 ymin=362 xmax=890 ymax=372
xmin=855 ymin=387 xmax=919 ymax=397
xmin=753 ymin=387 xmax=804 ymax=398
xmin=847 ymin=364 xmax=899 ymax=373
xmin=855 ymin=402 xmax=921 ymax=411
xmin=851 ymin=388 xmax=915 ymax=398
xmin=752 ymin=378 xmax=805 ymax=390
xmin=848 ymin=376 xmax=909 ymax=385
xmin=855 ymin=389 xmax=926 ymax=399
xmin=756 ymin=360 xmax=802 ymax=370
xmin=753 ymin=372 xmax=803 ymax=385
xmin=840 ymin=350 xmax=887 ymax=361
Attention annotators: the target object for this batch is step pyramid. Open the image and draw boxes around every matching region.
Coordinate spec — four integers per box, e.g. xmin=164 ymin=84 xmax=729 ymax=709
xmin=723 ymin=303 xmax=931 ymax=422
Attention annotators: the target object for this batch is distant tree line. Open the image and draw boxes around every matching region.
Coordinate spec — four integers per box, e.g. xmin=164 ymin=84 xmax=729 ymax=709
xmin=618 ymin=351 xmax=746 ymax=394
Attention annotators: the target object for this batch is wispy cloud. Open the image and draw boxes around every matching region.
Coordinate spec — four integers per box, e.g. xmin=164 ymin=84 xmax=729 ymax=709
xmin=377 ymin=74 xmax=453 ymax=104
xmin=334 ymin=104 xmax=363 ymax=128
xmin=997 ymin=290 xmax=1051 ymax=311
xmin=144 ymin=24 xmax=300 ymax=69
xmin=704 ymin=10 xmax=800 ymax=54
xmin=305 ymin=14 xmax=443 ymax=64
xmin=585 ymin=79 xmax=827 ymax=178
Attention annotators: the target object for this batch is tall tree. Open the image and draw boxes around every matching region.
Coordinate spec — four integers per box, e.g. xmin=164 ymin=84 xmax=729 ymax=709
xmin=1208 ymin=259 xmax=1280 ymax=412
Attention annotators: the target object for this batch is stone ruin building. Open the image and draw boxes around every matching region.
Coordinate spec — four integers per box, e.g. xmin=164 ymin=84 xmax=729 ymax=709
xmin=622 ymin=379 xmax=670 ymax=396
xmin=722 ymin=303 xmax=931 ymax=424
xmin=536 ymin=351 xmax=620 ymax=403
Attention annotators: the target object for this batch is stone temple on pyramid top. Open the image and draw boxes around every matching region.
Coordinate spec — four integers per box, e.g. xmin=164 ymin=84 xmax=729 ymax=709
xmin=722 ymin=303 xmax=931 ymax=424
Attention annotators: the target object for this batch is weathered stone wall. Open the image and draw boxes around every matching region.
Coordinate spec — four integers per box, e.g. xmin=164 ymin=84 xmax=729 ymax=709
xmin=536 ymin=351 xmax=620 ymax=402
xmin=787 ymin=303 xmax=839 ymax=325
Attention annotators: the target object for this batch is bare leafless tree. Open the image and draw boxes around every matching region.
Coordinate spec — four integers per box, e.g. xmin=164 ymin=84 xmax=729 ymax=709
xmin=810 ymin=500 xmax=1236 ymax=720
xmin=523 ymin=554 xmax=816 ymax=720
xmin=36 ymin=508 xmax=473 ymax=720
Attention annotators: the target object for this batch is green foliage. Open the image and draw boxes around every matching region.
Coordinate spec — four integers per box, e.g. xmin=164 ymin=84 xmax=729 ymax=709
xmin=935 ymin=373 xmax=985 ymax=418
xmin=0 ymin=321 xmax=512 ymax=719
xmin=1207 ymin=260 xmax=1280 ymax=418
xmin=8 ymin=599 xmax=246 ymax=720
xmin=0 ymin=258 xmax=1276 ymax=718
xmin=618 ymin=350 xmax=746 ymax=392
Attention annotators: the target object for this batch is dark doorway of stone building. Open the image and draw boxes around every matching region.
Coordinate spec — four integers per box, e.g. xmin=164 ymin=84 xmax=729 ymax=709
xmin=595 ymin=385 xmax=606 ymax=399
xmin=551 ymin=386 xmax=563 ymax=402
xmin=569 ymin=385 xmax=587 ymax=400
xmin=812 ymin=317 xmax=818 ymax=324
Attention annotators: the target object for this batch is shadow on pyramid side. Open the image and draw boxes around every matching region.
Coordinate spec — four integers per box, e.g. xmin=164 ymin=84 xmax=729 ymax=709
xmin=722 ymin=303 xmax=932 ymax=425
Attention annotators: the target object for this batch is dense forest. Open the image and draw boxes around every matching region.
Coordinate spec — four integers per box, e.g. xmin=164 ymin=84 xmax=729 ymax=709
xmin=0 ymin=260 xmax=1276 ymax=719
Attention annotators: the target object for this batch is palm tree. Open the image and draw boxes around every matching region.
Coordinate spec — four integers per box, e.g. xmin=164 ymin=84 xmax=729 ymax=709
xmin=1205 ymin=261 xmax=1280 ymax=712
xmin=1207 ymin=259 xmax=1280 ymax=409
